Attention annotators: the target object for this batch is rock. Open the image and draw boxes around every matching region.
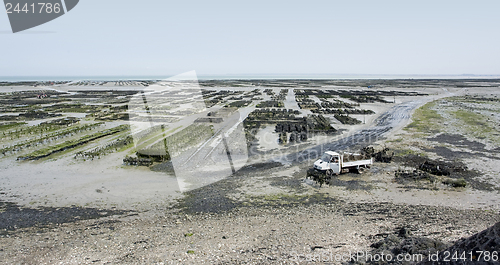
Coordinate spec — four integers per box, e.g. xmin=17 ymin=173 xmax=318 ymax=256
xmin=398 ymin=227 xmax=412 ymax=238
xmin=422 ymin=221 xmax=500 ymax=264
xmin=369 ymin=228 xmax=449 ymax=264
xmin=442 ymin=178 xmax=467 ymax=188
xmin=311 ymin=246 xmax=324 ymax=251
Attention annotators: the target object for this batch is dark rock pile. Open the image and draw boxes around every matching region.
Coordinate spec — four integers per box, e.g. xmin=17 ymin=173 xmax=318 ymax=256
xmin=123 ymin=156 xmax=153 ymax=166
xmin=418 ymin=160 xmax=467 ymax=176
xmin=419 ymin=221 xmax=500 ymax=264
xmin=365 ymin=227 xmax=449 ymax=264
xmin=362 ymin=147 xmax=393 ymax=163
xmin=395 ymin=169 xmax=436 ymax=184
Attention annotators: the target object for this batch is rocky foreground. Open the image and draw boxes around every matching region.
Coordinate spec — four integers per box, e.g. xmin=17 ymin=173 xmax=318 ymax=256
xmin=0 ymin=195 xmax=499 ymax=264
xmin=1 ymin=154 xmax=500 ymax=264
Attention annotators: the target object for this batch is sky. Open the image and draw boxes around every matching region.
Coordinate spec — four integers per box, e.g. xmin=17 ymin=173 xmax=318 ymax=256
xmin=1 ymin=0 xmax=499 ymax=77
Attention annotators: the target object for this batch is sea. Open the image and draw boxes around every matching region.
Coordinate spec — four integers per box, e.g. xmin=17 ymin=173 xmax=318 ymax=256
xmin=1 ymin=74 xmax=499 ymax=82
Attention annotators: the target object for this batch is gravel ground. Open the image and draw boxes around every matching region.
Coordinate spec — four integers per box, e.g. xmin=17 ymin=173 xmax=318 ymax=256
xmin=1 ymin=161 xmax=499 ymax=265
xmin=1 ymin=143 xmax=499 ymax=264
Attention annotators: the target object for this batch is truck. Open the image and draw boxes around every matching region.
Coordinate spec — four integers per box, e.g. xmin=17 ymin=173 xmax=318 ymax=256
xmin=307 ymin=151 xmax=373 ymax=186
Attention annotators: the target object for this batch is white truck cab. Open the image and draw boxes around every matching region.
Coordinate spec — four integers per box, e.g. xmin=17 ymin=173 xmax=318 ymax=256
xmin=314 ymin=151 xmax=342 ymax=174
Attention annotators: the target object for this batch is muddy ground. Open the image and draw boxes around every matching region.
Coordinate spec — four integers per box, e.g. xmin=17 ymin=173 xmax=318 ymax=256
xmin=0 ymin=159 xmax=499 ymax=264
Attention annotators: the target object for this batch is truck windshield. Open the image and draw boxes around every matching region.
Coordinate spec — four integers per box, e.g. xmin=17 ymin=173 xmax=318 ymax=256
xmin=320 ymin=153 xmax=332 ymax=162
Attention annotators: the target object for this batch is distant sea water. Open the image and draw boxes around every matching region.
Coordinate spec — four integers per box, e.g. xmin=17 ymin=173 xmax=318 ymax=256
xmin=1 ymin=74 xmax=499 ymax=82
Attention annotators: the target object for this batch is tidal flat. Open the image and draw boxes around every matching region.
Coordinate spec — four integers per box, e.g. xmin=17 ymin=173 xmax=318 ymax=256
xmin=0 ymin=79 xmax=499 ymax=264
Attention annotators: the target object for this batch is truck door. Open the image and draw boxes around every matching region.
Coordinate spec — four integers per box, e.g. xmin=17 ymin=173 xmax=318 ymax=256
xmin=329 ymin=155 xmax=340 ymax=174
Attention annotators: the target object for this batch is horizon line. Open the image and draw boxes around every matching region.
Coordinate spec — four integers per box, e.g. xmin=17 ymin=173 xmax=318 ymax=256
xmin=1 ymin=73 xmax=500 ymax=82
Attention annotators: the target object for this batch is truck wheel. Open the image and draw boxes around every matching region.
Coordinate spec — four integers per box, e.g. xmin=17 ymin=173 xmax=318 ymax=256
xmin=326 ymin=169 xmax=333 ymax=178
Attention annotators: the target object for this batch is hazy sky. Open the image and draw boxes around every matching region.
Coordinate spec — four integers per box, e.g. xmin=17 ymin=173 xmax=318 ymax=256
xmin=1 ymin=0 xmax=499 ymax=77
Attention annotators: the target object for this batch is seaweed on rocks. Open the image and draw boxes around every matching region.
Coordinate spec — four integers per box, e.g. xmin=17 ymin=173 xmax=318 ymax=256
xmin=0 ymin=201 xmax=129 ymax=234
xmin=423 ymin=221 xmax=500 ymax=264
xmin=366 ymin=227 xmax=449 ymax=264
xmin=396 ymin=155 xmax=493 ymax=191
xmin=362 ymin=147 xmax=393 ymax=163
xmin=334 ymin=114 xmax=362 ymax=125
xmin=255 ymin=101 xmax=284 ymax=108
xmin=123 ymin=156 xmax=153 ymax=166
